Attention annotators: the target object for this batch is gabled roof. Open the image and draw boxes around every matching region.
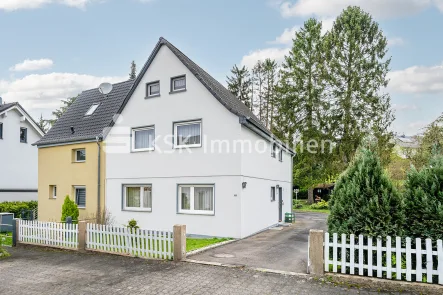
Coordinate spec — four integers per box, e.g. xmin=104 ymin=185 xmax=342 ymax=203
xmin=115 ymin=37 xmax=264 ymax=129
xmin=0 ymin=102 xmax=45 ymax=136
xmin=34 ymin=80 xmax=134 ymax=147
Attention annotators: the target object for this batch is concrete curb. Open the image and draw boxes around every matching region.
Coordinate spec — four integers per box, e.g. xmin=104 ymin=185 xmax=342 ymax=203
xmin=186 ymin=239 xmax=237 ymax=257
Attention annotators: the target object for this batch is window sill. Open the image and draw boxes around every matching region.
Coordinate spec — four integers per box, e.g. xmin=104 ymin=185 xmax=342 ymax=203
xmin=174 ymin=144 xmax=202 ymax=149
xmin=131 ymin=148 xmax=155 ymax=153
xmin=78 ymin=207 xmax=86 ymax=210
xmin=177 ymin=211 xmax=215 ymax=216
xmin=73 ymin=161 xmax=86 ymax=163
xmin=49 ymin=198 xmax=57 ymax=200
xmin=145 ymin=94 xmax=160 ymax=99
xmin=169 ymin=89 xmax=187 ymax=95
xmin=123 ymin=208 xmax=152 ymax=212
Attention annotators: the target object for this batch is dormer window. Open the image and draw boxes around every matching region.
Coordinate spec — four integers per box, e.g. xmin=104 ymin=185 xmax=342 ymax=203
xmin=85 ymin=103 xmax=100 ymax=116
xmin=146 ymin=81 xmax=160 ymax=98
xmin=171 ymin=75 xmax=186 ymax=92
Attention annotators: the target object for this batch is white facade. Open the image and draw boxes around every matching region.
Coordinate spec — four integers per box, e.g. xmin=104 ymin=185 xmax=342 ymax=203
xmin=0 ymin=105 xmax=43 ymax=202
xmin=105 ymin=45 xmax=292 ymax=238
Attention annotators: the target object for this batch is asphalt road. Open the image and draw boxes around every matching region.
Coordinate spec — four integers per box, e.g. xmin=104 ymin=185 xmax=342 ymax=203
xmin=190 ymin=212 xmax=328 ymax=273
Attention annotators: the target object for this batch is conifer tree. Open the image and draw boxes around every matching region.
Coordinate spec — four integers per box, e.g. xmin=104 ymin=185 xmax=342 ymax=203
xmin=263 ymin=59 xmax=278 ymax=129
xmin=325 ymin=6 xmax=394 ymax=165
xmin=129 ymin=61 xmax=137 ymax=79
xmin=61 ymin=195 xmax=79 ymax=223
xmin=252 ymin=61 xmax=265 ymax=121
xmin=403 ymin=155 xmax=443 ymax=240
xmin=328 ymin=145 xmax=404 ymax=237
xmin=47 ymin=96 xmax=77 ymax=127
xmin=226 ymin=65 xmax=252 ymax=108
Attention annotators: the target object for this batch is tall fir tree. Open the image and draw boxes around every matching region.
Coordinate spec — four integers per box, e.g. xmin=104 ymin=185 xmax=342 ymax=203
xmin=277 ymin=18 xmax=334 ymax=188
xmin=252 ymin=61 xmax=265 ymax=122
xmin=325 ymin=6 xmax=394 ymax=166
xmin=129 ymin=61 xmax=137 ymax=79
xmin=262 ymin=59 xmax=278 ymax=130
xmin=226 ymin=65 xmax=252 ymax=108
xmin=328 ymin=145 xmax=404 ymax=237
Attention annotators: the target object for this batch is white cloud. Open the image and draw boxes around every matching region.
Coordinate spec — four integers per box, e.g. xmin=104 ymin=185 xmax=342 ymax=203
xmin=268 ymin=26 xmax=298 ymax=44
xmin=388 ymin=37 xmax=405 ymax=46
xmin=279 ymin=0 xmax=437 ymax=19
xmin=0 ymin=73 xmax=126 ymax=116
xmin=393 ymin=104 xmax=419 ymax=111
xmin=9 ymin=59 xmax=54 ymax=72
xmin=388 ymin=63 xmax=443 ymax=94
xmin=0 ymin=0 xmax=97 ymax=11
xmin=241 ymin=47 xmax=289 ymax=69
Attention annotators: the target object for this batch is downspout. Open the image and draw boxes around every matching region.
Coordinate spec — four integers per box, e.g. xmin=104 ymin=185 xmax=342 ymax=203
xmin=96 ymin=135 xmax=103 ymax=223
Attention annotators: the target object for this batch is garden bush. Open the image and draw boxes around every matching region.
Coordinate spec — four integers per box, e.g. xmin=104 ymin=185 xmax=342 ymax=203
xmin=292 ymin=199 xmax=303 ymax=209
xmin=403 ymin=155 xmax=443 ymax=240
xmin=328 ymin=147 xmax=404 ymax=237
xmin=0 ymin=201 xmax=38 ymax=218
xmin=310 ymin=200 xmax=328 ymax=210
xmin=61 ymin=196 xmax=79 ymax=223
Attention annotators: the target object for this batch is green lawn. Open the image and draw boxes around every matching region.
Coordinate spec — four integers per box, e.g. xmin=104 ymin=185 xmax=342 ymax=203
xmin=293 ymin=200 xmax=330 ymax=214
xmin=186 ymin=237 xmax=232 ymax=252
xmin=0 ymin=233 xmax=12 ymax=247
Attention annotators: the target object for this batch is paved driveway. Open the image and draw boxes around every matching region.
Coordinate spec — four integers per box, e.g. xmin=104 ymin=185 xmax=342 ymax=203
xmin=0 ymin=247 xmax=399 ymax=295
xmin=190 ymin=212 xmax=328 ymax=273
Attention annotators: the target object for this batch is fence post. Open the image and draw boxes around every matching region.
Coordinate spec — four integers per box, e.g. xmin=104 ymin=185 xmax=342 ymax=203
xmin=173 ymin=225 xmax=186 ymax=262
xmin=78 ymin=221 xmax=86 ymax=251
xmin=12 ymin=218 xmax=19 ymax=247
xmin=309 ymin=229 xmax=325 ymax=275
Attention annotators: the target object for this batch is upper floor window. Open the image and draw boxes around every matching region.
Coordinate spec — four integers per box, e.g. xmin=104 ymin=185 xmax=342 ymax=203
xmin=171 ymin=75 xmax=186 ymax=92
xmin=75 ymin=149 xmax=86 ymax=162
xmin=271 ymin=187 xmax=276 ymax=202
xmin=146 ymin=81 xmax=160 ymax=97
xmin=49 ymin=185 xmax=57 ymax=199
xmin=0 ymin=123 xmax=3 ymax=139
xmin=85 ymin=103 xmax=100 ymax=116
xmin=132 ymin=126 xmax=155 ymax=152
xmin=271 ymin=143 xmax=276 ymax=158
xmin=174 ymin=120 xmax=201 ymax=148
xmin=279 ymin=149 xmax=283 ymax=162
xmin=20 ymin=127 xmax=27 ymax=143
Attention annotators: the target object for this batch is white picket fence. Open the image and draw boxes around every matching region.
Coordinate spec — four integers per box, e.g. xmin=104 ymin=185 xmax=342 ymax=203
xmin=325 ymin=233 xmax=443 ymax=285
xmin=86 ymin=224 xmax=173 ymax=260
xmin=18 ymin=220 xmax=78 ymax=249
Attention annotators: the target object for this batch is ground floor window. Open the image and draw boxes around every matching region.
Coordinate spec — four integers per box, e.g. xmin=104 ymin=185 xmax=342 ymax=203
xmin=271 ymin=187 xmax=276 ymax=202
xmin=178 ymin=185 xmax=214 ymax=215
xmin=123 ymin=185 xmax=152 ymax=211
xmin=74 ymin=186 xmax=86 ymax=208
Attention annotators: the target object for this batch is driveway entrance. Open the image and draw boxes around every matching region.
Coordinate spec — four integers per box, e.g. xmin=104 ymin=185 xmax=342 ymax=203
xmin=190 ymin=212 xmax=327 ymax=273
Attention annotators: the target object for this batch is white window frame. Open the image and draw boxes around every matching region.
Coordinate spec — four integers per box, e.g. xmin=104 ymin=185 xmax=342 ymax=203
xmin=123 ymin=185 xmax=152 ymax=212
xmin=52 ymin=185 xmax=57 ymax=199
xmin=171 ymin=75 xmax=186 ymax=92
xmin=271 ymin=143 xmax=276 ymax=158
xmin=74 ymin=149 xmax=86 ymax=162
xmin=85 ymin=103 xmax=100 ymax=116
xmin=74 ymin=186 xmax=86 ymax=209
xmin=173 ymin=120 xmax=202 ymax=148
xmin=20 ymin=127 xmax=27 ymax=143
xmin=147 ymin=81 xmax=160 ymax=97
xmin=271 ymin=186 xmax=276 ymax=202
xmin=131 ymin=126 xmax=155 ymax=152
xmin=279 ymin=149 xmax=283 ymax=162
xmin=178 ymin=184 xmax=214 ymax=215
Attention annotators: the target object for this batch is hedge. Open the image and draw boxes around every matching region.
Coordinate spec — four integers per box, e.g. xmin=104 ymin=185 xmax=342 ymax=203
xmin=0 ymin=201 xmax=38 ymax=218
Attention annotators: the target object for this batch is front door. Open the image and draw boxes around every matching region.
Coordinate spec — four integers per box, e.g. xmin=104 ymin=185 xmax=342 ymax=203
xmin=278 ymin=187 xmax=283 ymax=222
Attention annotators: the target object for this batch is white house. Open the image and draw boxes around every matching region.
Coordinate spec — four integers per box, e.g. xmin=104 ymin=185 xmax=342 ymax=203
xmin=105 ymin=38 xmax=294 ymax=239
xmin=0 ymin=101 xmax=44 ymax=202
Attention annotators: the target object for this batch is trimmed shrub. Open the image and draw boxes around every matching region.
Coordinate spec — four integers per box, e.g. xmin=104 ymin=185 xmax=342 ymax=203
xmin=310 ymin=200 xmax=328 ymax=210
xmin=403 ymin=156 xmax=443 ymax=240
xmin=0 ymin=201 xmax=38 ymax=218
xmin=328 ymin=147 xmax=404 ymax=237
xmin=293 ymin=199 xmax=303 ymax=209
xmin=61 ymin=196 xmax=79 ymax=223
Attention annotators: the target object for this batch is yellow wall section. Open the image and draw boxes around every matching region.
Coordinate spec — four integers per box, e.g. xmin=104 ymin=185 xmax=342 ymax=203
xmin=38 ymin=142 xmax=106 ymax=222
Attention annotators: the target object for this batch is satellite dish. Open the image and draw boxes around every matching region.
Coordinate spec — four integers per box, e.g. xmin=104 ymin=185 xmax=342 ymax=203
xmin=98 ymin=82 xmax=113 ymax=95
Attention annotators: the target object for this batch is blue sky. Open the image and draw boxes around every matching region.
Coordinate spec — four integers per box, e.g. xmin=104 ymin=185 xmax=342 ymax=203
xmin=1 ymin=0 xmax=442 ymax=135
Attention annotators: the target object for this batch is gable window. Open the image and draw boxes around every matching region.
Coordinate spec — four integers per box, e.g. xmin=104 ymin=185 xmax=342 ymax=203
xmin=123 ymin=185 xmax=152 ymax=211
xmin=132 ymin=126 xmax=155 ymax=152
xmin=0 ymin=123 xmax=2 ymax=139
xmin=75 ymin=186 xmax=86 ymax=208
xmin=146 ymin=81 xmax=160 ymax=97
xmin=20 ymin=127 xmax=27 ymax=143
xmin=271 ymin=187 xmax=276 ymax=202
xmin=178 ymin=185 xmax=214 ymax=215
xmin=271 ymin=143 xmax=276 ymax=158
xmin=74 ymin=149 xmax=86 ymax=162
xmin=279 ymin=149 xmax=283 ymax=162
xmin=171 ymin=75 xmax=186 ymax=92
xmin=85 ymin=103 xmax=100 ymax=116
xmin=174 ymin=120 xmax=201 ymax=148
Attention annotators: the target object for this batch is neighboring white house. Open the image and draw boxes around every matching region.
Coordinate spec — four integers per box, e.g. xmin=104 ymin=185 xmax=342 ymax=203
xmin=393 ymin=134 xmax=420 ymax=159
xmin=0 ymin=101 xmax=44 ymax=202
xmin=105 ymin=38 xmax=294 ymax=239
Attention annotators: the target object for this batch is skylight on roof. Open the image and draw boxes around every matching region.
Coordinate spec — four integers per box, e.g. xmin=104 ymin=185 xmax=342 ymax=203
xmin=85 ymin=103 xmax=100 ymax=116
